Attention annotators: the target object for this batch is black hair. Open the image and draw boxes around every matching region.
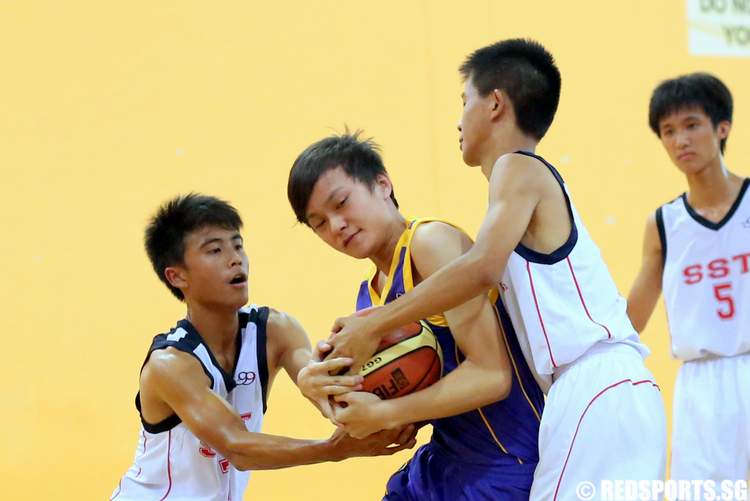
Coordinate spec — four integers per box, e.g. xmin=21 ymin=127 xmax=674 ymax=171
xmin=459 ymin=38 xmax=561 ymax=140
xmin=144 ymin=193 xmax=243 ymax=300
xmin=649 ymin=73 xmax=733 ymax=153
xmin=287 ymin=131 xmax=398 ymax=226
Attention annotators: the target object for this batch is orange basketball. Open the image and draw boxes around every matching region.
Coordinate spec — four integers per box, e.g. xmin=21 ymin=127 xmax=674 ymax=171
xmin=357 ymin=320 xmax=443 ymax=400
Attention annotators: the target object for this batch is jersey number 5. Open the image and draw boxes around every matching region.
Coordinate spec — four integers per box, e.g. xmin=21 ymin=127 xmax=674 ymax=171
xmin=713 ymin=283 xmax=735 ymax=320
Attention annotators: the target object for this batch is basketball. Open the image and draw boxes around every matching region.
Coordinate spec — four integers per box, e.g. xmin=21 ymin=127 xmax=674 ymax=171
xmin=357 ymin=320 xmax=443 ymax=400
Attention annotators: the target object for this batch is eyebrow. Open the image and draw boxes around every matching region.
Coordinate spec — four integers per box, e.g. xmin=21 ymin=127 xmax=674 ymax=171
xmin=199 ymin=233 xmax=243 ymax=249
xmin=305 ymin=187 xmax=343 ymax=221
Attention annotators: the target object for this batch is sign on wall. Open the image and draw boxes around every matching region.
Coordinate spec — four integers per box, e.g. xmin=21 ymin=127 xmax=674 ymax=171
xmin=688 ymin=0 xmax=750 ymax=56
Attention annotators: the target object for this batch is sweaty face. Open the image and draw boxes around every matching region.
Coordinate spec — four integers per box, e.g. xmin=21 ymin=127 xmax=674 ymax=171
xmin=458 ymin=76 xmax=493 ymax=166
xmin=173 ymin=226 xmax=249 ymax=309
xmin=305 ymin=167 xmax=393 ymax=259
xmin=658 ymin=107 xmax=728 ymax=175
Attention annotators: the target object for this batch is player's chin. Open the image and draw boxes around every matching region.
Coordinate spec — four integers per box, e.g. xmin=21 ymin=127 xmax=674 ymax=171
xmin=338 ymin=243 xmax=369 ymax=260
xmin=461 ymin=149 xmax=479 ymax=167
xmin=225 ymin=286 xmax=249 ymax=308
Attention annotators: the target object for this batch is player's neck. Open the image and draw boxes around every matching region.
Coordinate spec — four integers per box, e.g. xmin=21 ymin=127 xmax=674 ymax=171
xmin=685 ymin=156 xmax=742 ymax=209
xmin=369 ymin=215 xmax=408 ymax=292
xmin=480 ymin=128 xmax=538 ymax=179
xmin=185 ymin=301 xmax=240 ymax=354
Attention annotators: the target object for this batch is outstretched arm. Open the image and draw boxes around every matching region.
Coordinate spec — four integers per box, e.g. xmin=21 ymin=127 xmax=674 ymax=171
xmin=141 ymin=348 xmax=414 ymax=471
xmin=327 ymin=154 xmax=543 ymax=369
xmin=627 ymin=213 xmax=663 ymax=332
xmin=333 ymin=222 xmax=514 ymax=438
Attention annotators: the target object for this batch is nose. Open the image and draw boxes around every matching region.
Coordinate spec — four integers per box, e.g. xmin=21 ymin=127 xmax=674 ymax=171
xmin=675 ymin=129 xmax=690 ymax=148
xmin=329 ymin=213 xmax=347 ymax=234
xmin=229 ymin=246 xmax=244 ymax=267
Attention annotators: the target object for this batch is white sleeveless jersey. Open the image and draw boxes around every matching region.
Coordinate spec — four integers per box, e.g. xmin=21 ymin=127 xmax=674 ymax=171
xmin=658 ymin=178 xmax=750 ymax=361
xmin=499 ymin=152 xmax=647 ymax=392
xmin=111 ymin=305 xmax=269 ymax=501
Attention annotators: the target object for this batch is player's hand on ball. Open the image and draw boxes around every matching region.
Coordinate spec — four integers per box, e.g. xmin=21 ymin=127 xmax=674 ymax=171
xmin=328 ymin=313 xmax=381 ymax=372
xmin=329 ymin=424 xmax=416 ymax=459
xmin=333 ymin=391 xmax=390 ymax=439
xmin=297 ymin=357 xmax=363 ymax=421
xmin=312 ymin=339 xmax=332 ymax=362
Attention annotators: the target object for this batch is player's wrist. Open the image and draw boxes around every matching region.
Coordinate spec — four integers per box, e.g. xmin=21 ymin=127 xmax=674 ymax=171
xmin=322 ymin=435 xmax=348 ymax=462
xmin=376 ymin=399 xmax=402 ymax=429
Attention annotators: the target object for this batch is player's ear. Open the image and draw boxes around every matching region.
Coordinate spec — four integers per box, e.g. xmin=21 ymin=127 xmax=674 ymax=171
xmin=716 ymin=120 xmax=731 ymax=139
xmin=375 ymin=173 xmax=393 ymax=200
xmin=489 ymin=89 xmax=505 ymax=119
xmin=164 ymin=266 xmax=188 ymax=292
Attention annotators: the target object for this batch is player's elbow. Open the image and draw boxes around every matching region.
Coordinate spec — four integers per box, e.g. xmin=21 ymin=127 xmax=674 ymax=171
xmin=227 ymin=454 xmax=254 ymax=471
xmin=630 ymin=317 xmax=647 ymax=334
xmin=212 ymin=433 xmax=263 ymax=471
xmin=492 ymin=370 xmax=512 ymax=401
xmin=626 ymin=303 xmax=648 ymax=333
xmin=224 ymin=445 xmax=265 ymax=471
xmin=477 ymin=366 xmax=512 ymax=404
xmin=467 ymin=250 xmax=501 ymax=291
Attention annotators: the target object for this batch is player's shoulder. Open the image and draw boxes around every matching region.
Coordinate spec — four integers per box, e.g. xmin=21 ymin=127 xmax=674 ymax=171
xmin=494 ymin=151 xmax=550 ymax=176
xmin=264 ymin=307 xmax=306 ymax=343
xmin=410 ymin=220 xmax=472 ymax=276
xmin=412 ymin=220 xmax=469 ymax=243
xmin=412 ymin=220 xmax=471 ymax=253
xmin=143 ymin=346 xmax=208 ymax=387
xmin=491 ymin=151 xmax=558 ymax=194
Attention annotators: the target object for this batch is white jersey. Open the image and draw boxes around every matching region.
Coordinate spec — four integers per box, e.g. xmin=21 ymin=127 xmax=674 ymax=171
xmin=658 ymin=178 xmax=750 ymax=361
xmin=111 ymin=305 xmax=269 ymax=501
xmin=499 ymin=152 xmax=648 ymax=392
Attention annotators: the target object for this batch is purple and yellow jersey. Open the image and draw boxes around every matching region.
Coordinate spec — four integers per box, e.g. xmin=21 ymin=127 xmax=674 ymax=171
xmin=356 ymin=219 xmax=544 ymax=466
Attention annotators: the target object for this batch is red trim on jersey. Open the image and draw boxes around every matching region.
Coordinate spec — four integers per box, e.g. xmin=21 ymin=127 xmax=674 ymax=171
xmin=158 ymin=430 xmax=173 ymax=501
xmin=526 ymin=261 xmax=558 ymax=368
xmin=566 ymin=257 xmax=612 ymax=339
xmin=633 ymin=379 xmax=660 ymax=391
xmin=553 ymin=378 xmax=658 ymax=501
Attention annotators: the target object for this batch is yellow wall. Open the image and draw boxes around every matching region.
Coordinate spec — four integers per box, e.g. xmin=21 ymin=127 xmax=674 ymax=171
xmin=1 ymin=1 xmax=747 ymax=499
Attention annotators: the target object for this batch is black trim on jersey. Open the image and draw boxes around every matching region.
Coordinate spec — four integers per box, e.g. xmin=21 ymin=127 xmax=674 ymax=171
xmin=176 ymin=318 xmax=242 ymax=392
xmin=680 ymin=177 xmax=750 ymax=231
xmin=251 ymin=307 xmax=270 ymax=414
xmin=511 ymin=151 xmax=579 ymax=264
xmin=134 ymin=325 xmax=218 ymax=433
xmin=655 ymin=207 xmax=667 ymax=268
xmin=135 ymin=393 xmax=184 ymax=433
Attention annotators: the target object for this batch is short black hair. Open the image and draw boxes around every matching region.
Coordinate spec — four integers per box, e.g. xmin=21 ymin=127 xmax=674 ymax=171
xmin=459 ymin=38 xmax=561 ymax=140
xmin=144 ymin=193 xmax=243 ymax=300
xmin=287 ymin=131 xmax=399 ymax=226
xmin=649 ymin=72 xmax=733 ymax=153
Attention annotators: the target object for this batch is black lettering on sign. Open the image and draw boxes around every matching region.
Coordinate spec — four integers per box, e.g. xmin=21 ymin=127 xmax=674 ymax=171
xmin=723 ymin=25 xmax=750 ymax=44
xmin=701 ymin=0 xmax=728 ymax=13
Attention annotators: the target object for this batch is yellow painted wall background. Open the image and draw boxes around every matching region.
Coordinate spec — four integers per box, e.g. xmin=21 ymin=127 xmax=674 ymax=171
xmin=1 ymin=1 xmax=748 ymax=499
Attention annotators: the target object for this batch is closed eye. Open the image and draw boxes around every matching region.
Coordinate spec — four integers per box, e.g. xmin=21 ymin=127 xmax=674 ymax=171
xmin=337 ymin=196 xmax=348 ymax=209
